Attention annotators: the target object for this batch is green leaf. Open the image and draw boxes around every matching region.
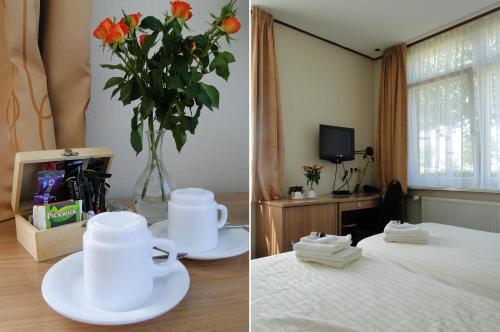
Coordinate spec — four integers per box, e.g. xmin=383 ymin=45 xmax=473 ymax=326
xmin=103 ymin=77 xmax=123 ymax=90
xmin=221 ymin=3 xmax=234 ymax=16
xmin=143 ymin=32 xmax=158 ymax=50
xmin=151 ymin=69 xmax=164 ymax=97
xmin=130 ymin=112 xmax=143 ymax=155
xmin=139 ymin=97 xmax=154 ymax=119
xmin=209 ymin=54 xmax=230 ymax=81
xmin=191 ymin=70 xmax=203 ymax=83
xmin=119 ymin=80 xmax=133 ymax=105
xmin=199 ymin=83 xmax=219 ymax=109
xmin=111 ymin=85 xmax=121 ymax=99
xmin=140 ymin=16 xmax=163 ymax=32
xmin=185 ymin=83 xmax=201 ymax=99
xmin=172 ymin=126 xmax=187 ymax=152
xmin=166 ymin=76 xmax=183 ymax=90
xmin=159 ymin=112 xmax=177 ymax=130
xmin=100 ymin=63 xmax=127 ymax=71
xmin=220 ymin=51 xmax=236 ymax=63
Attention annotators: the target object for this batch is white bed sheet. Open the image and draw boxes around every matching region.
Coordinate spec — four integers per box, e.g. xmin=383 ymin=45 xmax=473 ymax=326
xmin=251 ymin=252 xmax=500 ymax=332
xmin=357 ymin=223 xmax=500 ymax=301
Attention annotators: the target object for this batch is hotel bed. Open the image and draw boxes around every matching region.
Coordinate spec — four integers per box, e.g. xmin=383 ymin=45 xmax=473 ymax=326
xmin=251 ymin=252 xmax=500 ymax=332
xmin=357 ymin=223 xmax=500 ymax=301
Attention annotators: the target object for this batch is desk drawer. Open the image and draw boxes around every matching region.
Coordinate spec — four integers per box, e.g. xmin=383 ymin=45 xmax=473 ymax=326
xmin=339 ymin=199 xmax=379 ymax=212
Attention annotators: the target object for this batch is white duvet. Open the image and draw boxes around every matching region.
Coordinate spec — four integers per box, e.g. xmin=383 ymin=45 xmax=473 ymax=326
xmin=358 ymin=223 xmax=500 ymax=301
xmin=252 ymin=252 xmax=500 ymax=332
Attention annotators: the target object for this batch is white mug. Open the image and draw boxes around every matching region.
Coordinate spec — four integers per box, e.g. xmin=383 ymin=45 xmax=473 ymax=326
xmin=83 ymin=211 xmax=177 ymax=311
xmin=168 ymin=188 xmax=227 ymax=253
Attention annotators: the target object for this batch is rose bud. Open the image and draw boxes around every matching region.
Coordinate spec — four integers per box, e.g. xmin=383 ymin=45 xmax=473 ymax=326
xmin=221 ymin=16 xmax=241 ymax=34
xmin=191 ymin=42 xmax=197 ymax=52
xmin=139 ymin=33 xmax=147 ymax=47
xmin=171 ymin=1 xmax=192 ymax=21
xmin=93 ymin=17 xmax=113 ymax=40
xmin=120 ymin=12 xmax=142 ymax=29
xmin=105 ymin=22 xmax=129 ymax=44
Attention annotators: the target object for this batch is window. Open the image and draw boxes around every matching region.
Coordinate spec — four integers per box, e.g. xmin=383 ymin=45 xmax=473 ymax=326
xmin=408 ymin=11 xmax=500 ymax=190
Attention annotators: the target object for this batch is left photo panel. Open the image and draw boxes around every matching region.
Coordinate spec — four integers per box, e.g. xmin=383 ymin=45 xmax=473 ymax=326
xmin=0 ymin=0 xmax=249 ymax=331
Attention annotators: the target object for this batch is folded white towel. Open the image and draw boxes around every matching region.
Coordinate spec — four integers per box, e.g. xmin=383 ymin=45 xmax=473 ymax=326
xmin=383 ymin=221 xmax=429 ymax=243
xmin=293 ymin=239 xmax=351 ymax=255
xmin=383 ymin=234 xmax=428 ymax=244
xmin=300 ymin=233 xmax=352 ymax=245
xmin=296 ymin=246 xmax=362 ymax=268
xmin=384 ymin=220 xmax=424 ymax=234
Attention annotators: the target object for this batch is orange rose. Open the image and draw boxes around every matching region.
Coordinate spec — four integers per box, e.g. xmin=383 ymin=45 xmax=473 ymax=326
xmin=191 ymin=42 xmax=197 ymax=52
xmin=93 ymin=18 xmax=113 ymax=40
xmin=105 ymin=22 xmax=129 ymax=44
xmin=120 ymin=12 xmax=142 ymax=29
xmin=171 ymin=1 xmax=192 ymax=21
xmin=139 ymin=33 xmax=147 ymax=47
xmin=221 ymin=16 xmax=240 ymax=34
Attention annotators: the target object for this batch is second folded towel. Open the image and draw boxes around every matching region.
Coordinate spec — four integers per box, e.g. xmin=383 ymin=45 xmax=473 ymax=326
xmin=383 ymin=220 xmax=428 ymax=243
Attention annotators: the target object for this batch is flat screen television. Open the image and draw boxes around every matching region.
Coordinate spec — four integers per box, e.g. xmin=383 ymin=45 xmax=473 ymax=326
xmin=319 ymin=125 xmax=354 ymax=163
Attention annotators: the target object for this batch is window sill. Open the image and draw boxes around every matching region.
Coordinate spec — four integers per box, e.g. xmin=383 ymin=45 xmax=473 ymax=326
xmin=408 ymin=186 xmax=500 ymax=195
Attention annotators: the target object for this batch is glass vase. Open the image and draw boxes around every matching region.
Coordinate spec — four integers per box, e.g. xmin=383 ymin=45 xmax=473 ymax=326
xmin=133 ymin=129 xmax=175 ymax=224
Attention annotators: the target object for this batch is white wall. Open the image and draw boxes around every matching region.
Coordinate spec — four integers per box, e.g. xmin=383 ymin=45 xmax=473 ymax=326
xmin=275 ymin=24 xmax=375 ymax=197
xmin=87 ymin=0 xmax=249 ymax=198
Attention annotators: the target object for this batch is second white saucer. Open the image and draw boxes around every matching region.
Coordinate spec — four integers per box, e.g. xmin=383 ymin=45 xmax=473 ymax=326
xmin=186 ymin=227 xmax=249 ymax=260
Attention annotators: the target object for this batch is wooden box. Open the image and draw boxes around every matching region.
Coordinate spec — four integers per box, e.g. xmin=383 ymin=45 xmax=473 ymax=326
xmin=11 ymin=147 xmax=113 ymax=261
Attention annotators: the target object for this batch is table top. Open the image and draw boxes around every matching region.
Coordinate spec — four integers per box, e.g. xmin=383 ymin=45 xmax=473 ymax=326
xmin=261 ymin=193 xmax=382 ymax=208
xmin=0 ymin=193 xmax=249 ymax=331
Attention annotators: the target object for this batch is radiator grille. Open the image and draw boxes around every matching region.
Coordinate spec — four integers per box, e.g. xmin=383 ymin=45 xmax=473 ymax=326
xmin=421 ymin=197 xmax=500 ymax=233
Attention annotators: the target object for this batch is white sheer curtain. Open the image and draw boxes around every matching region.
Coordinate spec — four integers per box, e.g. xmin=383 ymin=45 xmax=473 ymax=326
xmin=408 ymin=11 xmax=500 ymax=190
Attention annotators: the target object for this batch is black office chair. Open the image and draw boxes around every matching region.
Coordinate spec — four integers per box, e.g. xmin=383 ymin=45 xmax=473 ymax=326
xmin=352 ymin=180 xmax=403 ymax=244
xmin=374 ymin=180 xmax=403 ymax=232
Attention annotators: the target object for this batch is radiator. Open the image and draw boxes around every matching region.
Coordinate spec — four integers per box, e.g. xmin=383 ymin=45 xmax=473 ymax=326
xmin=421 ymin=197 xmax=500 ymax=233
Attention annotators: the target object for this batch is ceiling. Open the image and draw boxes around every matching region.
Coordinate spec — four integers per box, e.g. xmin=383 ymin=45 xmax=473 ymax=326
xmin=251 ymin=0 xmax=500 ymax=59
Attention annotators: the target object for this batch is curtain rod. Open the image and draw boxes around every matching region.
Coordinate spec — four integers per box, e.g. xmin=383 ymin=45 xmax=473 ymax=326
xmin=407 ymin=5 xmax=500 ymax=47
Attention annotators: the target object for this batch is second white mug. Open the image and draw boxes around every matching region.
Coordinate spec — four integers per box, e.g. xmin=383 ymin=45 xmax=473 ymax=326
xmin=168 ymin=188 xmax=227 ymax=253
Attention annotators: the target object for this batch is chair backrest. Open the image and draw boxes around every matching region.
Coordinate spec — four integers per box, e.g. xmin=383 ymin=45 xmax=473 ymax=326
xmin=376 ymin=180 xmax=403 ymax=230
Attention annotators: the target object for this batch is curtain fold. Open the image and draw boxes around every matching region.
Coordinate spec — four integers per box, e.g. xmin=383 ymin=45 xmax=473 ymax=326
xmin=376 ymin=44 xmax=408 ymax=193
xmin=0 ymin=0 xmax=91 ymax=221
xmin=251 ymin=7 xmax=284 ymax=202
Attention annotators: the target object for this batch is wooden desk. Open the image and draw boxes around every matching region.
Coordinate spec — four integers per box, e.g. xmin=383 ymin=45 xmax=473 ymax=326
xmin=256 ymin=194 xmax=381 ymax=257
xmin=0 ymin=193 xmax=249 ymax=331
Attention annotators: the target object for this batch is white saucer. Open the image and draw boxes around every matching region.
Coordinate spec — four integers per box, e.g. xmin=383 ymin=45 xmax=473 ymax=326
xmin=148 ymin=222 xmax=249 ymax=260
xmin=186 ymin=228 xmax=249 ymax=260
xmin=41 ymin=251 xmax=190 ymax=325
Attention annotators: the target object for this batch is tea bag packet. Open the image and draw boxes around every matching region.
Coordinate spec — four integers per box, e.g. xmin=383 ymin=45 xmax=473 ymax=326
xmin=33 ymin=170 xmax=65 ymax=205
xmin=33 ymin=200 xmax=83 ymax=230
xmin=84 ymin=158 xmax=112 ymax=214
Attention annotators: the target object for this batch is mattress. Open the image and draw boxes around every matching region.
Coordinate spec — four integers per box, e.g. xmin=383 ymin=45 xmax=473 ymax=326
xmin=357 ymin=223 xmax=500 ymax=301
xmin=251 ymin=252 xmax=500 ymax=332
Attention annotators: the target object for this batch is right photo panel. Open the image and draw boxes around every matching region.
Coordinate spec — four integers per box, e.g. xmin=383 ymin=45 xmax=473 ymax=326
xmin=250 ymin=1 xmax=500 ymax=331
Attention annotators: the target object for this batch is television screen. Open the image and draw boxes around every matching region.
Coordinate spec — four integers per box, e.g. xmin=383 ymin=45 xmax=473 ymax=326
xmin=319 ymin=125 xmax=354 ymax=163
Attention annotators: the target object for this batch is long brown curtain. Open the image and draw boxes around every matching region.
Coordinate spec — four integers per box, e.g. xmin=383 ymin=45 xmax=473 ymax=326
xmin=0 ymin=0 xmax=91 ymax=221
xmin=251 ymin=7 xmax=284 ymax=202
xmin=376 ymin=44 xmax=408 ymax=193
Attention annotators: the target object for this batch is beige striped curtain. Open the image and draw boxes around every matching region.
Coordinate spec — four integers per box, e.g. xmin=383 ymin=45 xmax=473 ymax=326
xmin=0 ymin=0 xmax=91 ymax=221
xmin=376 ymin=44 xmax=408 ymax=193
xmin=251 ymin=7 xmax=284 ymax=202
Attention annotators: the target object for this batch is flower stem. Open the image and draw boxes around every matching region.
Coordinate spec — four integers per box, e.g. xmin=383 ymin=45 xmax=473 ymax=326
xmin=140 ymin=122 xmax=166 ymax=201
